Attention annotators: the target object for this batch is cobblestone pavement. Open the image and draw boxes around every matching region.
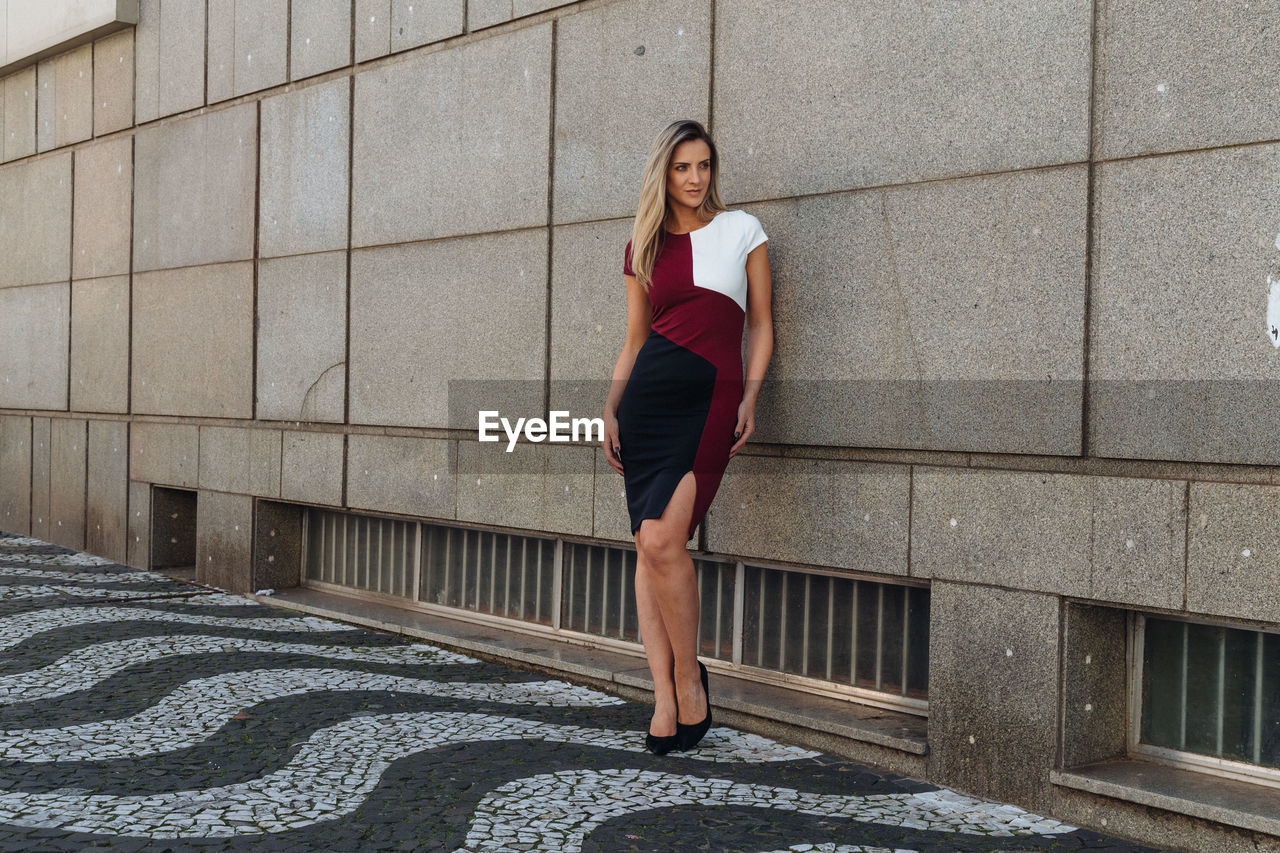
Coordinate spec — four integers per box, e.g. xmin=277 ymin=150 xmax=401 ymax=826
xmin=0 ymin=531 xmax=1172 ymax=852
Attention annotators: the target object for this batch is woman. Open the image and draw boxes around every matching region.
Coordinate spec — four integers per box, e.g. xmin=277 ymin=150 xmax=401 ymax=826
xmin=602 ymin=119 xmax=773 ymax=754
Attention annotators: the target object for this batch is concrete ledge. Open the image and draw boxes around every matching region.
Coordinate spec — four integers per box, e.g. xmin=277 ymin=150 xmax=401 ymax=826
xmin=248 ymin=586 xmax=928 ymax=762
xmin=1052 ymin=760 xmax=1280 ymax=838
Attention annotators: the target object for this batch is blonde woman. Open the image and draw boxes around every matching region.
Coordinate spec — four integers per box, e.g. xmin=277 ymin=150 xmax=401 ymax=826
xmin=603 ymin=119 xmax=773 ymax=753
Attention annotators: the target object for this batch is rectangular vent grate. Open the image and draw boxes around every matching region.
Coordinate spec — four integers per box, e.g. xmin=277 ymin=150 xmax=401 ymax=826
xmin=303 ymin=508 xmax=415 ymax=597
xmin=419 ymin=523 xmax=555 ymax=627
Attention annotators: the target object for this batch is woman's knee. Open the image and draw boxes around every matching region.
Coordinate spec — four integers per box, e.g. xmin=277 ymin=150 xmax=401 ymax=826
xmin=635 ymin=520 xmax=685 ymax=569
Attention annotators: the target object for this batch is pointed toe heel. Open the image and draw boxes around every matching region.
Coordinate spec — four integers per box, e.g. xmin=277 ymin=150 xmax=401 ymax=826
xmin=645 ymin=730 xmax=680 ymax=755
xmin=676 ymin=660 xmax=712 ymax=751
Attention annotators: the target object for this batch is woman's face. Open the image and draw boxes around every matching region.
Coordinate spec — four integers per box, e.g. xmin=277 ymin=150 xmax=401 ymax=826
xmin=666 ymin=138 xmax=712 ymax=212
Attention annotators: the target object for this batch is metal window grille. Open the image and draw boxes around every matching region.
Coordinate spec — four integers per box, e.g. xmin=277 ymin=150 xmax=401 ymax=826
xmin=303 ymin=507 xmax=415 ymax=598
xmin=1136 ymin=614 xmax=1280 ymax=779
xmin=419 ymin=522 xmax=555 ymax=627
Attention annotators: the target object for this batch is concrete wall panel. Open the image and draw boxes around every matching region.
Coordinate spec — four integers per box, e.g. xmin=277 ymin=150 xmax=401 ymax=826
xmin=73 ymin=136 xmax=132 ymax=280
xmin=259 ymin=79 xmax=349 ymax=257
xmin=466 ymin=0 xmax=508 ymax=31
xmin=30 ymin=418 xmax=50 ymax=540
xmin=456 ymin=441 xmax=593 ymax=536
xmin=291 ymin=0 xmax=352 ymax=81
xmin=552 ymin=0 xmax=709 ymax=224
xmin=281 ymin=430 xmax=343 ymax=506
xmin=70 ymin=275 xmax=130 ymax=414
xmin=196 ymin=489 xmax=253 ymax=592
xmin=92 ymin=28 xmax=134 ymax=135
xmin=206 ymin=0 xmax=235 ymax=103
xmin=133 ymin=103 xmax=256 ymax=272
xmin=1187 ymin=481 xmax=1280 ymax=624
xmin=354 ymin=0 xmax=390 ymax=62
xmin=36 ymin=44 xmax=92 ymax=153
xmin=86 ymin=418 xmax=128 ymax=562
xmin=346 ymin=435 xmax=455 ymax=520
xmin=0 ymin=416 xmax=31 ymax=534
xmin=131 ymin=263 xmax=255 ymax=418
xmin=714 ymin=0 xmax=1091 ymax=201
xmin=1 ymin=66 xmax=36 ymax=161
xmin=592 ymin=449 xmax=631 ymax=543
xmin=198 ymin=425 xmax=281 ymax=497
xmin=0 ymin=152 xmax=72 ymax=288
xmin=349 ymin=231 xmax=547 ymax=429
xmin=351 ymin=23 xmax=551 ymax=246
xmin=208 ymin=0 xmax=288 ymax=102
xmin=0 ymin=283 xmax=70 ymax=411
xmin=134 ymin=0 xmax=206 ymax=123
xmin=1089 ymin=143 xmax=1280 ymax=465
xmin=389 ymin=0 xmax=464 ymax=53
xmin=126 ymin=479 xmax=150 ymax=569
xmin=48 ymin=417 xmax=87 ymax=550
xmin=128 ymin=422 xmax=198 ymax=488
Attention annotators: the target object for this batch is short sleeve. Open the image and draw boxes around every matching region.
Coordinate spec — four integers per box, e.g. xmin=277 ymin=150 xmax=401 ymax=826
xmin=744 ymin=213 xmax=768 ymax=253
xmin=623 ymin=239 xmax=634 ymax=277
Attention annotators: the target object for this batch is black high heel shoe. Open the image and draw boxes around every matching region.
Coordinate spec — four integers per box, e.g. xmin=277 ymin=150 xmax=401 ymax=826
xmin=645 ymin=695 xmax=680 ymax=755
xmin=676 ymin=660 xmax=711 ymax=751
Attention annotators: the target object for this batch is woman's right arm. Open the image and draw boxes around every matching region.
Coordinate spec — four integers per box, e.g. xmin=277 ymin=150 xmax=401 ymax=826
xmin=602 ymin=272 xmax=652 ymax=474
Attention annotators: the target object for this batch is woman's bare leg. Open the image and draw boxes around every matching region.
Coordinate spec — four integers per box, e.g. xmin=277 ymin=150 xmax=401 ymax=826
xmin=633 ymin=545 xmax=677 ymax=736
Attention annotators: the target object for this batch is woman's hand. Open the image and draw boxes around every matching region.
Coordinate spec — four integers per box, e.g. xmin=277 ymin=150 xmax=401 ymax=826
xmin=729 ymin=400 xmax=755 ymax=458
xmin=603 ymin=411 xmax=624 ymax=474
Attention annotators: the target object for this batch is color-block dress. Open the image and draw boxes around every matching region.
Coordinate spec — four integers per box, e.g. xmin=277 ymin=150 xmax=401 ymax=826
xmin=617 ymin=209 xmax=768 ymax=542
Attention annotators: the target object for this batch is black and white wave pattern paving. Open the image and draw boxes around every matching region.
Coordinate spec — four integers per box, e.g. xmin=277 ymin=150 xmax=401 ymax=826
xmin=0 ymin=531 xmax=1165 ymax=852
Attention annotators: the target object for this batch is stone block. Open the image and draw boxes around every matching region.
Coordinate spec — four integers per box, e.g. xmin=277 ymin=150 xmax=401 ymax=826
xmin=456 ymin=440 xmax=594 ymax=536
xmin=127 ymin=479 xmax=151 ymax=569
xmin=256 ymin=252 xmax=347 ymax=421
xmin=86 ymin=419 xmax=128 ymax=563
xmin=198 ymin=426 xmax=282 ymax=497
xmin=349 ymin=231 xmax=547 ymax=429
xmin=281 ymin=430 xmax=344 ymax=506
xmin=592 ymin=448 xmax=632 ymax=543
xmin=466 ymin=0 xmax=509 ymax=30
xmin=49 ymin=418 xmax=87 ymax=550
xmin=551 ymin=0 xmax=709 ymax=223
xmin=207 ymin=0 xmax=287 ymax=102
xmin=705 ymin=456 xmax=909 ymax=575
xmin=713 ymin=0 xmax=1091 ymax=201
xmin=389 ymin=0 xmax=464 ymax=53
xmin=927 ymin=582 xmax=1060 ymax=813
xmin=2 ymin=66 xmax=36 ymax=161
xmin=0 ymin=416 xmax=31 ymax=534
xmin=36 ymin=44 xmax=92 ymax=152
xmin=351 ymin=23 xmax=551 ymax=245
xmin=254 ymin=500 xmax=303 ymax=590
xmin=196 ymin=489 xmax=254 ymax=592
xmin=291 ymin=0 xmax=352 ymax=80
xmin=72 ymin=137 xmax=132 ymax=280
xmin=131 ymin=263 xmax=254 ymax=418
xmin=92 ymin=28 xmax=134 ymax=135
xmin=30 ymin=418 xmax=50 ymax=540
xmin=354 ymin=0 xmax=390 ymax=62
xmin=129 ymin=421 xmax=198 ymax=488
xmin=1061 ymin=602 xmax=1128 ymax=769
xmin=259 ymin=80 xmax=350 ymax=257
xmin=751 ymin=165 xmax=1086 ymax=455
xmin=1089 ymin=143 xmax=1280 ymax=465
xmin=513 ymin=0 xmax=576 ymax=16
xmin=70 ymin=275 xmax=130 ymax=413
xmin=0 ymin=152 xmax=72 ymax=288
xmin=133 ymin=103 xmax=256 ymax=272
xmin=1095 ymin=0 xmax=1280 ymax=159
xmin=0 ymin=283 xmax=70 ymax=411
xmin=911 ymin=467 xmax=1186 ymax=608
xmin=346 ymin=434 xmax=455 ymax=520
xmin=1187 ymin=481 xmax=1280 ymax=624
xmin=134 ymin=0 xmax=206 ymax=123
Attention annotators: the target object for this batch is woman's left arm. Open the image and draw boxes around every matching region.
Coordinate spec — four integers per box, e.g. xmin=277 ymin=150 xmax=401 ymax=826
xmin=730 ymin=242 xmax=773 ymax=457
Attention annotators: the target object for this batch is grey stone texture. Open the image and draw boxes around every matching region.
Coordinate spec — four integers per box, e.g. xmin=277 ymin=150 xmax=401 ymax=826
xmin=750 ymin=166 xmax=1087 ymax=455
xmin=129 ymin=422 xmax=198 ymax=488
xmin=86 ymin=418 xmax=129 ymax=563
xmin=354 ymin=0 xmax=391 ymax=62
xmin=346 ymin=434 xmax=455 ymax=520
xmin=281 ymin=430 xmax=344 ymax=506
xmin=911 ymin=467 xmax=1186 ymax=609
xmin=1187 ymin=481 xmax=1280 ymax=624
xmin=92 ymin=27 xmax=134 ymax=135
xmin=349 ymin=231 xmax=547 ymax=429
xmin=36 ymin=44 xmax=92 ymax=153
xmin=552 ymin=0 xmax=710 ymax=224
xmin=127 ymin=479 xmax=151 ymax=569
xmin=351 ymin=22 xmax=552 ymax=246
xmin=48 ymin=418 xmax=87 ymax=550
xmin=135 ymin=0 xmax=206 ymax=123
xmin=256 ymin=252 xmax=347 ymax=422
xmin=466 ymin=0 xmax=509 ymax=31
xmin=196 ymin=489 xmax=254 ymax=592
xmin=131 ymin=263 xmax=255 ymax=419
xmin=592 ymin=448 xmax=631 ymax=543
xmin=1095 ymin=0 xmax=1280 ymax=159
xmin=713 ymin=0 xmax=1091 ymax=202
xmin=706 ymin=456 xmax=910 ymax=576
xmin=0 ymin=416 xmax=30 ymax=534
xmin=133 ymin=103 xmax=257 ymax=272
xmin=1 ymin=66 xmax=36 ymax=161
xmin=259 ymin=79 xmax=350 ymax=258
xmin=0 ymin=283 xmax=70 ymax=411
xmin=389 ymin=0 xmax=464 ymax=53
xmin=0 ymin=152 xmax=72 ymax=288
xmin=456 ymin=441 xmax=593 ymax=536
xmin=1060 ymin=603 xmax=1128 ymax=770
xmin=151 ymin=485 xmax=197 ymax=569
xmin=291 ymin=0 xmax=352 ymax=81
xmin=198 ymin=425 xmax=282 ymax=497
xmin=69 ymin=275 xmax=130 ymax=414
xmin=927 ymin=582 xmax=1061 ymax=814
xmin=208 ymin=0 xmax=288 ymax=103
xmin=1088 ymin=142 xmax=1280 ymax=465
xmin=72 ymin=136 xmax=133 ymax=280
xmin=29 ymin=418 xmax=50 ymax=540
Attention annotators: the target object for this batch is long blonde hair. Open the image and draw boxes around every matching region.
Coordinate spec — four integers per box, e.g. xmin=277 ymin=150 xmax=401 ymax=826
xmin=628 ymin=120 xmax=727 ymax=292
